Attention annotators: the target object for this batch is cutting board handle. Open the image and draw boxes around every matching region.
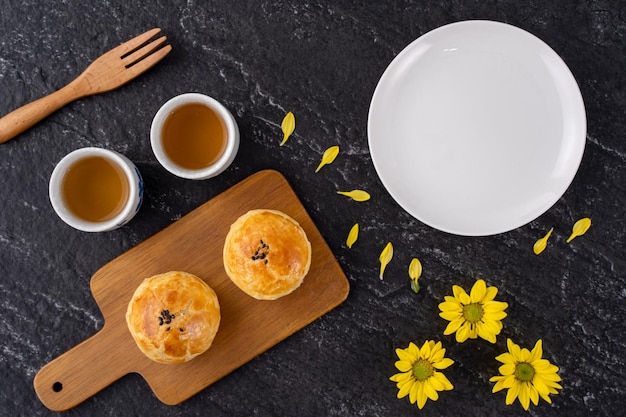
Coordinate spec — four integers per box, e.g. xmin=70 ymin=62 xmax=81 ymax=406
xmin=34 ymin=322 xmax=136 ymax=412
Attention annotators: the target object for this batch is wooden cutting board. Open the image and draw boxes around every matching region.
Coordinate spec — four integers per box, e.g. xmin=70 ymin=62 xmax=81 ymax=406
xmin=34 ymin=169 xmax=350 ymax=411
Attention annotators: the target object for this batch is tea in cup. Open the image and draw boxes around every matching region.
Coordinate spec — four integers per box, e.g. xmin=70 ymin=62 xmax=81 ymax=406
xmin=150 ymin=93 xmax=240 ymax=180
xmin=49 ymin=147 xmax=143 ymax=232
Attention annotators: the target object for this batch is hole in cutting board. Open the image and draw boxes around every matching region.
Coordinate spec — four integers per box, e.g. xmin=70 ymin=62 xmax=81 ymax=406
xmin=52 ymin=382 xmax=63 ymax=392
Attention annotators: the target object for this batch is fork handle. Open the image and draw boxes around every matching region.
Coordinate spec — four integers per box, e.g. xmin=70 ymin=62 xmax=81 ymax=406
xmin=0 ymin=81 xmax=84 ymax=144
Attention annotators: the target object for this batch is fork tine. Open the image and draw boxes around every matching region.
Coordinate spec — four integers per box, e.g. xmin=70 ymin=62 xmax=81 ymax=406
xmin=113 ymin=28 xmax=162 ymax=57
xmin=122 ymin=36 xmax=168 ymax=67
xmin=123 ymin=44 xmax=172 ymax=79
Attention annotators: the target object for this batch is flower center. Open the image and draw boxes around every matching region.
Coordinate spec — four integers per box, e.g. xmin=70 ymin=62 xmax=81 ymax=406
xmin=515 ymin=362 xmax=535 ymax=382
xmin=463 ymin=303 xmax=484 ymax=323
xmin=412 ymin=359 xmax=434 ymax=381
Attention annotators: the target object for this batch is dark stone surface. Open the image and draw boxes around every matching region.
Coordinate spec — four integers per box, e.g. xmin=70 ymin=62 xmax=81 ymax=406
xmin=1 ymin=1 xmax=624 ymax=416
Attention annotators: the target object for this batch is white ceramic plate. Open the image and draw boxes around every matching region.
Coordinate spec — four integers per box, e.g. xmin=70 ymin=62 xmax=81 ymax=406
xmin=368 ymin=21 xmax=586 ymax=236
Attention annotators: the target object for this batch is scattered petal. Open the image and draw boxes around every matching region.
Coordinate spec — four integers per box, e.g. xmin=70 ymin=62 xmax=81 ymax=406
xmin=346 ymin=223 xmax=359 ymax=248
xmin=409 ymin=258 xmax=422 ymax=280
xmin=379 ymin=242 xmax=393 ymax=280
xmin=315 ymin=145 xmax=340 ymax=172
xmin=533 ymin=228 xmax=553 ymax=255
xmin=280 ymin=112 xmax=295 ymax=146
xmin=337 ymin=190 xmax=370 ymax=202
xmin=409 ymin=258 xmax=422 ymax=293
xmin=566 ymin=217 xmax=591 ymax=243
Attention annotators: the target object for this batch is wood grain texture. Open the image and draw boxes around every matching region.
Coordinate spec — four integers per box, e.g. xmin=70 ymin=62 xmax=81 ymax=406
xmin=0 ymin=28 xmax=171 ymax=144
xmin=33 ymin=170 xmax=350 ymax=411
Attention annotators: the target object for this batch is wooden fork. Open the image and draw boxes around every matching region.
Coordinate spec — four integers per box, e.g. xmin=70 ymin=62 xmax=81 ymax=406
xmin=0 ymin=28 xmax=172 ymax=144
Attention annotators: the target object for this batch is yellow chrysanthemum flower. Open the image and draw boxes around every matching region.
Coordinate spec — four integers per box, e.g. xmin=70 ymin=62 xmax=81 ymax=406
xmin=438 ymin=279 xmax=508 ymax=343
xmin=389 ymin=340 xmax=454 ymax=409
xmin=490 ymin=338 xmax=562 ymax=410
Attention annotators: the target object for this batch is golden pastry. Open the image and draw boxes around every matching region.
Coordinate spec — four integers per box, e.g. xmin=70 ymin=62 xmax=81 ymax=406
xmin=223 ymin=209 xmax=312 ymax=300
xmin=125 ymin=271 xmax=220 ymax=364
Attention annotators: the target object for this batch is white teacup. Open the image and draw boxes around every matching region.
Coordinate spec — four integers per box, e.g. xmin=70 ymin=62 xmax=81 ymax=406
xmin=150 ymin=93 xmax=240 ymax=180
xmin=49 ymin=147 xmax=144 ymax=232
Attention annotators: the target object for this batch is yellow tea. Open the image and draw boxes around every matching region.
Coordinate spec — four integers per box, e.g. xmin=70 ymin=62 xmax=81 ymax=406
xmin=162 ymin=103 xmax=227 ymax=169
xmin=62 ymin=156 xmax=129 ymax=222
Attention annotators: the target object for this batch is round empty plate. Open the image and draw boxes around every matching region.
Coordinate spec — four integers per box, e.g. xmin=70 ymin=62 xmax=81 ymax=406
xmin=368 ymin=20 xmax=586 ymax=236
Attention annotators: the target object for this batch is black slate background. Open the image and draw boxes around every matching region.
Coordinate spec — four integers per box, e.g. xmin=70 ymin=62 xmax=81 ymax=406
xmin=1 ymin=1 xmax=625 ymax=416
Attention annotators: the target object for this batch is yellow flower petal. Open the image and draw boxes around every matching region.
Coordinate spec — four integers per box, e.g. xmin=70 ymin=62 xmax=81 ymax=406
xmin=346 ymin=223 xmax=359 ymax=248
xmin=433 ymin=372 xmax=453 ymax=390
xmin=409 ymin=258 xmax=422 ymax=281
xmin=476 ymin=322 xmax=497 ymax=343
xmin=409 ymin=258 xmax=422 ymax=293
xmin=529 ymin=384 xmax=540 ymax=406
xmin=467 ymin=322 xmax=478 ymax=339
xmin=491 ymin=376 xmax=507 ymax=392
xmin=495 ymin=352 xmax=515 ymax=364
xmin=538 ymin=388 xmax=553 ymax=404
xmin=546 ymin=380 xmax=563 ymax=390
xmin=483 ymin=300 xmax=508 ymax=313
xmin=483 ymin=286 xmax=498 ymax=302
xmin=429 ymin=374 xmax=445 ymax=391
xmin=519 ymin=382 xmax=531 ymax=410
xmin=280 ymin=111 xmax=295 ymax=146
xmin=455 ymin=322 xmax=471 ymax=343
xmin=397 ymin=380 xmax=412 ymax=398
xmin=438 ymin=300 xmax=462 ymax=312
xmin=395 ymin=360 xmax=412 ymax=372
xmin=533 ymin=227 xmax=553 ymax=255
xmin=407 ymin=342 xmax=419 ymax=358
xmin=548 ymin=384 xmax=562 ymax=393
xmin=416 ymin=383 xmax=427 ymax=409
xmin=429 ymin=343 xmax=445 ymax=363
xmin=507 ymin=339 xmax=522 ymax=360
xmin=567 ymin=217 xmax=591 ymax=243
xmin=395 ymin=349 xmax=410 ymax=362
xmin=397 ymin=377 xmax=413 ymax=388
xmin=433 ymin=358 xmax=454 ymax=370
xmin=480 ymin=318 xmax=503 ymax=336
xmin=536 ymin=372 xmax=562 ymax=386
xmin=531 ymin=378 xmax=551 ymax=397
xmin=442 ymin=295 xmax=456 ymax=303
xmin=452 ymin=285 xmax=471 ymax=305
xmin=419 ymin=340 xmax=431 ymax=359
xmin=337 ymin=189 xmax=371 ymax=202
xmin=505 ymin=381 xmax=520 ymax=405
xmin=409 ymin=380 xmax=419 ymax=404
xmin=501 ymin=375 xmax=517 ymax=389
xmin=315 ymin=145 xmax=339 ymax=172
xmin=378 ymin=242 xmax=393 ymax=280
xmin=396 ymin=346 xmax=417 ymax=363
xmin=442 ymin=318 xmax=463 ymax=336
xmin=499 ymin=363 xmax=516 ymax=376
xmin=536 ymin=365 xmax=561 ymax=377
xmin=390 ymin=372 xmax=411 ymax=382
xmin=469 ymin=279 xmax=487 ymax=302
xmin=482 ymin=309 xmax=507 ymax=321
xmin=424 ymin=382 xmax=439 ymax=401
xmin=529 ymin=339 xmax=543 ymax=362
xmin=439 ymin=310 xmax=462 ymax=321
